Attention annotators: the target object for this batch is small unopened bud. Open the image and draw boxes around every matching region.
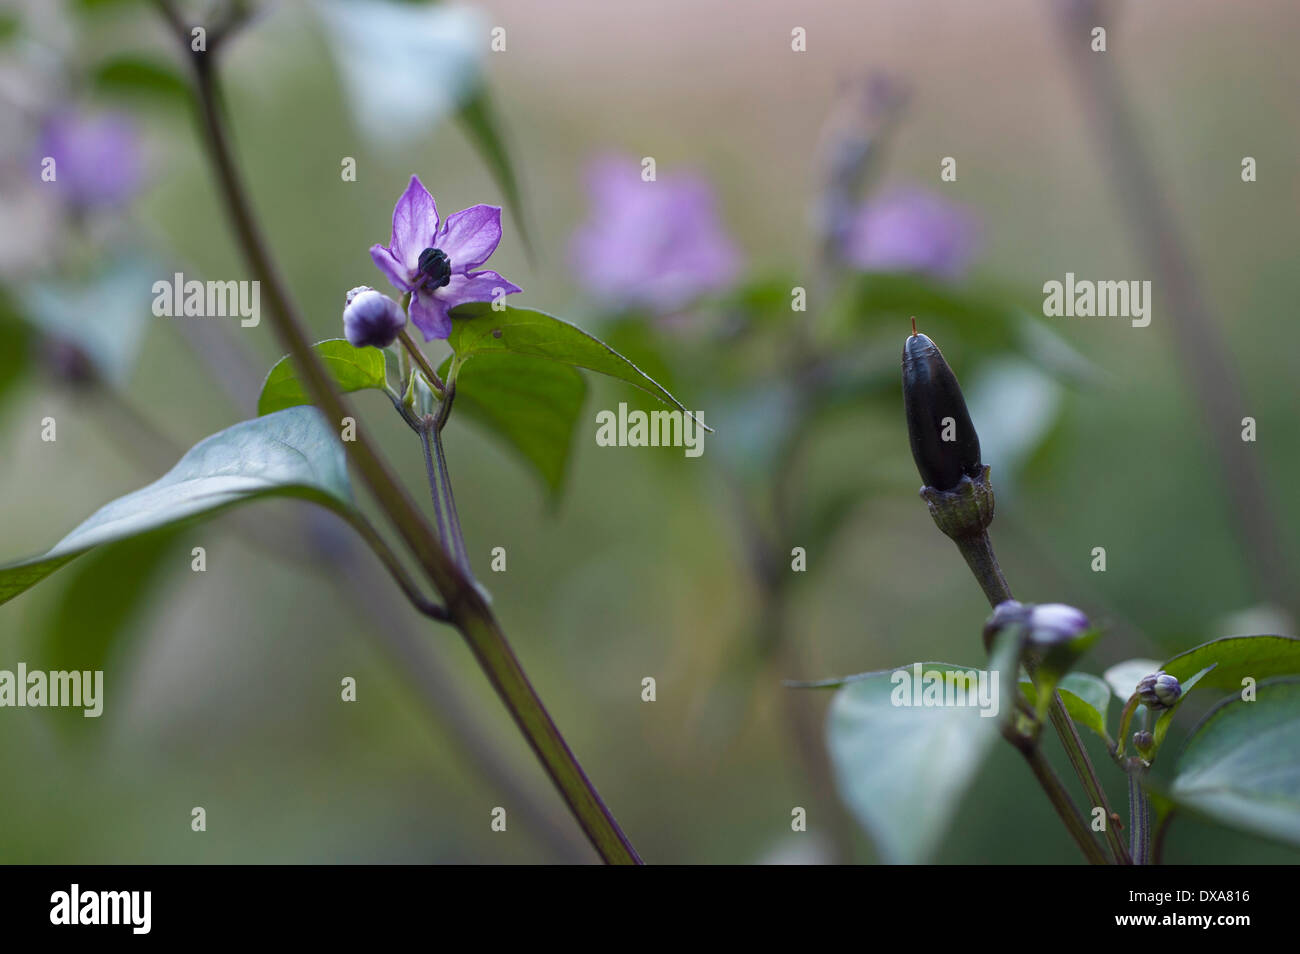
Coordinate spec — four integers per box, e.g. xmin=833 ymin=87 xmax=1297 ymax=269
xmin=1024 ymin=603 xmax=1090 ymax=647
xmin=1136 ymin=671 xmax=1182 ymax=709
xmin=982 ymin=599 xmax=1090 ymax=652
xmin=1133 ymin=730 xmax=1153 ymax=750
xmin=343 ymin=287 xmax=405 ymax=349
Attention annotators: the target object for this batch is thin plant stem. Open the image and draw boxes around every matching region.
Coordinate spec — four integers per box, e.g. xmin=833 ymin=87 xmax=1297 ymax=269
xmin=1003 ymin=724 xmax=1108 ymax=865
xmin=418 ymin=425 xmax=450 ymax=555
xmin=156 ymin=0 xmax=641 ymax=864
xmin=1128 ymin=761 xmax=1152 ymax=865
xmin=957 ymin=528 xmax=1131 ymax=864
xmin=398 ymin=328 xmax=445 ymax=393
xmin=1055 ymin=0 xmax=1295 ymax=619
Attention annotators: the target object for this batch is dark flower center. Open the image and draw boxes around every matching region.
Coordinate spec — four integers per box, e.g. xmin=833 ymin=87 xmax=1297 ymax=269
xmin=416 ymin=247 xmax=452 ymax=290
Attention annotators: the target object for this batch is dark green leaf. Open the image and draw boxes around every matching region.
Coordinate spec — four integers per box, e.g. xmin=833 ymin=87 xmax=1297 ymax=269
xmin=0 ymin=407 xmax=354 ymax=608
xmin=448 ymin=303 xmax=706 ymax=428
xmin=90 ymin=54 xmax=189 ymax=106
xmin=1169 ymin=677 xmax=1300 ymax=848
xmin=258 ymin=339 xmax=388 ymax=416
xmin=1162 ymin=635 xmax=1300 ymax=692
xmin=440 ymin=351 xmax=586 ymax=496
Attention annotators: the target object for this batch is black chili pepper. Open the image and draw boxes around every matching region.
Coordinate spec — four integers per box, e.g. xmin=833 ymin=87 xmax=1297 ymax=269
xmin=902 ymin=321 xmax=982 ymax=491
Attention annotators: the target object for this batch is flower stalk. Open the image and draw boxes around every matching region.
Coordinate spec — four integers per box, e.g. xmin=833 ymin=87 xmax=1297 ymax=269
xmin=156 ymin=0 xmax=640 ymax=863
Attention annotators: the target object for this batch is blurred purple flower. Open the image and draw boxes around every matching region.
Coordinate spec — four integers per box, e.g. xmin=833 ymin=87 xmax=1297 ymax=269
xmin=568 ymin=156 xmax=741 ymax=313
xmin=370 ymin=175 xmax=521 ymax=341
xmin=842 ymin=186 xmax=979 ymax=281
xmin=37 ymin=109 xmax=143 ymax=210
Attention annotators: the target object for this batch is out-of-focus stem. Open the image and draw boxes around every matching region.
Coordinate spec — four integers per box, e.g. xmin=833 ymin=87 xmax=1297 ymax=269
xmin=1056 ymin=0 xmax=1295 ymax=619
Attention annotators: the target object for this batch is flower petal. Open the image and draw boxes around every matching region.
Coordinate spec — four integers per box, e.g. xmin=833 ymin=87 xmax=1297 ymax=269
xmin=436 ymin=205 xmax=503 ymax=272
xmin=409 ymin=289 xmax=453 ymax=341
xmin=370 ymin=244 xmax=413 ymax=292
xmin=438 ymin=269 xmax=521 ymax=312
xmin=389 ymin=174 xmax=439 ymax=272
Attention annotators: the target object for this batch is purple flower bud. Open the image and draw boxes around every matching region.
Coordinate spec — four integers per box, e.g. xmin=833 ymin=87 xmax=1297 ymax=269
xmin=1025 ymin=603 xmax=1091 ymax=646
xmin=982 ymin=600 xmax=1091 ymax=651
xmin=1136 ymin=671 xmax=1181 ymax=710
xmin=343 ymin=287 xmax=405 ymax=348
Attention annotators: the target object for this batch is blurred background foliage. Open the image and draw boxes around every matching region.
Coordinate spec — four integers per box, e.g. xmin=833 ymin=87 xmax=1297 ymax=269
xmin=0 ymin=0 xmax=1297 ymax=863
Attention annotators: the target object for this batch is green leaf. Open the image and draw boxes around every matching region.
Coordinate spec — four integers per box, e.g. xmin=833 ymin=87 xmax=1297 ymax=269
xmin=0 ymin=407 xmax=353 ymax=608
xmin=1103 ymin=658 xmax=1162 ymax=702
xmin=448 ymin=303 xmax=706 ymax=428
xmin=1161 ymin=635 xmax=1300 ymax=693
xmin=458 ymin=88 xmax=534 ymax=260
xmin=440 ymin=352 xmax=586 ymax=496
xmin=90 ymin=54 xmax=189 ymax=106
xmin=258 ymin=339 xmax=388 ymax=416
xmin=0 ymin=284 xmax=32 ymax=406
xmin=1021 ymin=672 xmax=1112 ymax=743
xmin=1169 ymin=677 xmax=1300 ymax=849
xmin=827 ymin=639 xmax=1016 ymax=863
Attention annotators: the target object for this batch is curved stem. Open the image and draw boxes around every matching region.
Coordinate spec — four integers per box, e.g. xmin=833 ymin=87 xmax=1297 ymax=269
xmin=163 ymin=4 xmax=641 ymax=863
xmin=398 ymin=328 xmax=445 ymax=393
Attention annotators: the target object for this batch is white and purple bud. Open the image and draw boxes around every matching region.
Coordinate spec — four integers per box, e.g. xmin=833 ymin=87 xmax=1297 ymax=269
xmin=1024 ymin=603 xmax=1091 ymax=647
xmin=343 ymin=287 xmax=405 ymax=349
xmin=983 ymin=599 xmax=1091 ymax=652
xmin=1136 ymin=671 xmax=1181 ymax=710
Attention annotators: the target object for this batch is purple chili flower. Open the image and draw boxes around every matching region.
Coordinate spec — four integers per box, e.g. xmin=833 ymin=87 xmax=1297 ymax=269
xmin=37 ymin=109 xmax=143 ymax=210
xmin=343 ymin=286 xmax=405 ymax=349
xmin=842 ymin=185 xmax=979 ymax=281
xmin=369 ymin=175 xmax=521 ymax=341
xmin=568 ymin=155 xmax=741 ymax=313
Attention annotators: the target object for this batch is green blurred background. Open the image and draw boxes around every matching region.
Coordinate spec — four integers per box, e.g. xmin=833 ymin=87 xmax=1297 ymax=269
xmin=0 ymin=0 xmax=1297 ymax=863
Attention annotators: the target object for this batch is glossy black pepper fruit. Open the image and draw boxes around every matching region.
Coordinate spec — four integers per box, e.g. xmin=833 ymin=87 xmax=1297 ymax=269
xmin=902 ymin=329 xmax=982 ymax=491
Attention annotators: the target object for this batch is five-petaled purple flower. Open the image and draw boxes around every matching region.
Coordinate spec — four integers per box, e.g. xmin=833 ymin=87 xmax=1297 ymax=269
xmin=369 ymin=175 xmax=520 ymax=340
xmin=568 ymin=155 xmax=741 ymax=313
xmin=842 ymin=185 xmax=979 ymax=281
xmin=37 ymin=109 xmax=143 ymax=210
